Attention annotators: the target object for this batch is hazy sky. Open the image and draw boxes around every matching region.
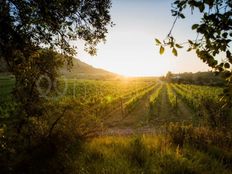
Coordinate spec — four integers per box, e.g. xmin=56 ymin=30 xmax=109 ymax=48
xmin=75 ymin=0 xmax=210 ymax=76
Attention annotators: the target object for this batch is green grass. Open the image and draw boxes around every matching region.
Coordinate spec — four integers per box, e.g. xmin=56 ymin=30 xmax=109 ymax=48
xmin=72 ymin=135 xmax=231 ymax=174
xmin=0 ymin=75 xmax=16 ymax=120
xmin=0 ymin=74 xmax=15 ymax=98
xmin=1 ymin=77 xmax=232 ymax=173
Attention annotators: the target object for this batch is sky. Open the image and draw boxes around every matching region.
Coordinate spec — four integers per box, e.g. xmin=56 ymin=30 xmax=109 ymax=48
xmin=74 ymin=0 xmax=211 ymax=77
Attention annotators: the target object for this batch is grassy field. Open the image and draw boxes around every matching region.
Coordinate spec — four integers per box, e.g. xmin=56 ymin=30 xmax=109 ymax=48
xmin=1 ymin=74 xmax=232 ymax=173
xmin=72 ymin=135 xmax=232 ymax=174
xmin=0 ymin=74 xmax=15 ymax=100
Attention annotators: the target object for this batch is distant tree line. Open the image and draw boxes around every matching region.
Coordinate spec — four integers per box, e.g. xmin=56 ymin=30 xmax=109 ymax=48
xmin=163 ymin=71 xmax=226 ymax=86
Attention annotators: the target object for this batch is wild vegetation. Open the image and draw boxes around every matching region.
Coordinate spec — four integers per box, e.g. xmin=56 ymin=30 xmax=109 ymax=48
xmin=156 ymin=0 xmax=232 ymax=107
xmin=163 ymin=71 xmax=226 ymax=86
xmin=1 ymin=72 xmax=232 ymax=173
xmin=1 ymin=0 xmax=232 ymax=173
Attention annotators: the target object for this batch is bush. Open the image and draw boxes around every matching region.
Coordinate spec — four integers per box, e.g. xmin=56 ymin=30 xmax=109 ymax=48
xmin=168 ymin=123 xmax=232 ymax=149
xmin=0 ymin=96 xmax=102 ymax=174
xmin=201 ymin=98 xmax=231 ymax=128
xmin=127 ymin=137 xmax=149 ymax=167
xmin=167 ymin=123 xmax=232 ymax=168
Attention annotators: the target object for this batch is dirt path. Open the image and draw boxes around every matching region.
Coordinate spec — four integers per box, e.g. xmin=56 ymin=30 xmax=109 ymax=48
xmin=101 ymin=85 xmax=161 ymax=135
xmin=149 ymin=83 xmax=177 ymax=126
xmin=99 ymin=82 xmax=194 ymax=136
xmin=170 ymin=86 xmax=194 ymax=121
xmin=105 ymin=86 xmax=157 ymax=128
xmin=158 ymin=84 xmax=172 ymax=119
xmin=176 ymin=98 xmax=194 ymax=120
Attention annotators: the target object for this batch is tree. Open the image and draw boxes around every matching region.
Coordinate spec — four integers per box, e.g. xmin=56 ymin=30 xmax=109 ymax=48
xmin=0 ymin=1 xmax=112 ymax=172
xmin=0 ymin=0 xmax=112 ymax=58
xmin=166 ymin=71 xmax=174 ymax=82
xmin=156 ymin=0 xmax=232 ymax=107
xmin=0 ymin=0 xmax=112 ymax=116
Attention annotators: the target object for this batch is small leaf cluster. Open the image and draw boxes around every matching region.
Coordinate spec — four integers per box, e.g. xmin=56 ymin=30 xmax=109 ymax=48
xmin=155 ymin=37 xmax=182 ymax=57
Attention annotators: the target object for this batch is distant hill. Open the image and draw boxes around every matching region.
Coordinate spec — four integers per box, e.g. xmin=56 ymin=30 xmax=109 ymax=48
xmin=0 ymin=57 xmax=119 ymax=79
xmin=60 ymin=58 xmax=119 ymax=79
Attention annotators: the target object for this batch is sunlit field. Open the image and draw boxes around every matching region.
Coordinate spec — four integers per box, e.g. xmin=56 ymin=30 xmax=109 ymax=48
xmin=1 ymin=0 xmax=232 ymax=173
xmin=1 ymin=73 xmax=232 ymax=173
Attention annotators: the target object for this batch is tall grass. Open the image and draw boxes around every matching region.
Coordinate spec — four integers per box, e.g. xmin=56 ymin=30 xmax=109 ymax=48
xmin=72 ymin=135 xmax=231 ymax=174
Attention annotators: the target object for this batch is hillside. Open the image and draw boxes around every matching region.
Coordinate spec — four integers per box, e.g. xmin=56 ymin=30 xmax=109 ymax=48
xmin=0 ymin=57 xmax=119 ymax=79
xmin=61 ymin=58 xmax=119 ymax=79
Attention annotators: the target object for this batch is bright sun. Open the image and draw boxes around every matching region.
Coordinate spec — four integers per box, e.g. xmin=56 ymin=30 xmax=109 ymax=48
xmin=112 ymin=60 xmax=171 ymax=77
xmin=74 ymin=0 xmax=210 ymax=77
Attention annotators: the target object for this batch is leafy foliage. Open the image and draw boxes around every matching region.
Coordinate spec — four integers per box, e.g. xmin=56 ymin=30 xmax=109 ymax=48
xmin=165 ymin=71 xmax=226 ymax=86
xmin=171 ymin=83 xmax=232 ymax=128
xmin=0 ymin=0 xmax=112 ymax=115
xmin=0 ymin=1 xmax=112 ymax=173
xmin=156 ymin=0 xmax=232 ymax=107
xmin=0 ymin=0 xmax=112 ymax=58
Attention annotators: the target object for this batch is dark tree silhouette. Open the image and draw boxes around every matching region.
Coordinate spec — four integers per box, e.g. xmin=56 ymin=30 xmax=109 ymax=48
xmin=0 ymin=1 xmax=112 ymax=173
xmin=0 ymin=0 xmax=112 ymax=115
xmin=0 ymin=0 xmax=112 ymax=59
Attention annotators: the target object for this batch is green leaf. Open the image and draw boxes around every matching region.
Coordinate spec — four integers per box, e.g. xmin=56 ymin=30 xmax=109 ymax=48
xmin=224 ymin=71 xmax=232 ymax=78
xmin=224 ymin=63 xmax=230 ymax=69
xmin=204 ymin=0 xmax=214 ymax=6
xmin=222 ymin=32 xmax=228 ymax=38
xmin=155 ymin=39 xmax=161 ymax=45
xmin=175 ymin=44 xmax=183 ymax=48
xmin=188 ymin=40 xmax=194 ymax=44
xmin=199 ymin=3 xmax=205 ymax=12
xmin=67 ymin=21 xmax=72 ymax=26
xmin=187 ymin=48 xmax=192 ymax=52
xmin=179 ymin=14 xmax=185 ymax=18
xmin=172 ymin=48 xmax=178 ymax=56
xmin=226 ymin=51 xmax=231 ymax=59
xmin=219 ymin=63 xmax=224 ymax=67
xmin=192 ymin=24 xmax=199 ymax=30
xmin=68 ymin=26 xmax=73 ymax=31
xmin=160 ymin=46 xmax=165 ymax=55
